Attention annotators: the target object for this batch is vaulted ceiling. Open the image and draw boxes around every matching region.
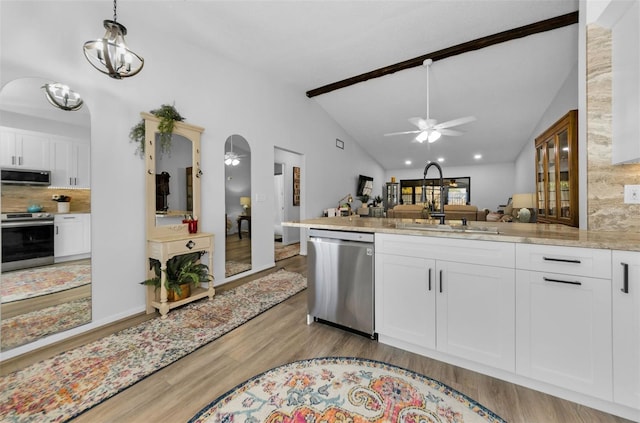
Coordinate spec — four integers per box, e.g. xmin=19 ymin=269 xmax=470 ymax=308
xmin=2 ymin=0 xmax=580 ymax=170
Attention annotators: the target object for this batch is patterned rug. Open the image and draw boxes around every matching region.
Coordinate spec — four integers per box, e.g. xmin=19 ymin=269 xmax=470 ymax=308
xmin=1 ymin=297 xmax=91 ymax=351
xmin=0 ymin=269 xmax=306 ymax=422
xmin=275 ymin=242 xmax=300 ymax=262
xmin=189 ymin=357 xmax=506 ymax=423
xmin=226 ymin=260 xmax=252 ymax=277
xmin=1 ymin=264 xmax=91 ymax=303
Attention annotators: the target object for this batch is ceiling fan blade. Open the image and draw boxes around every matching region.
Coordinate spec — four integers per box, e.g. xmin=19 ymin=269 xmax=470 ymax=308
xmin=434 ymin=116 xmax=476 ymax=130
xmin=384 ymin=130 xmax=421 ymax=137
xmin=439 ymin=128 xmax=464 ymax=136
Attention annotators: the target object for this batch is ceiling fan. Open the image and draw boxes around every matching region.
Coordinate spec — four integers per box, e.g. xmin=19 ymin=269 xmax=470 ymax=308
xmin=224 ymin=135 xmax=246 ymax=166
xmin=384 ymin=59 xmax=476 ymax=143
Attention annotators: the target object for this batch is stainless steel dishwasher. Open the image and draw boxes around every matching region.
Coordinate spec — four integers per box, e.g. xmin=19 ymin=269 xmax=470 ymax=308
xmin=307 ymin=229 xmax=375 ymax=338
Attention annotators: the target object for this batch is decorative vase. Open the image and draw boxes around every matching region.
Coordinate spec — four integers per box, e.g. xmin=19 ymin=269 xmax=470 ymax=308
xmin=57 ymin=202 xmax=70 ymax=213
xmin=167 ymin=283 xmax=191 ymax=302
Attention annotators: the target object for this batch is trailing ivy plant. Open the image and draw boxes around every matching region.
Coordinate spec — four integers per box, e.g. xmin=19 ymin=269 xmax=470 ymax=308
xmin=129 ymin=103 xmax=185 ymax=158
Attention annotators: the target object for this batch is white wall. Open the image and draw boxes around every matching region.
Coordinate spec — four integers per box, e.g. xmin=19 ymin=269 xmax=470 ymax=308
xmin=274 ymin=147 xmax=302 ymax=245
xmin=513 ymin=61 xmax=579 ymax=194
xmin=385 ymin=162 xmax=515 ymax=211
xmin=0 ymin=1 xmax=384 ymax=358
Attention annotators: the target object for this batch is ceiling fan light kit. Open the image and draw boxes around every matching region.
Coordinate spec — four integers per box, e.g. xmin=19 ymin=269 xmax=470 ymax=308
xmin=384 ymin=58 xmax=475 ymax=145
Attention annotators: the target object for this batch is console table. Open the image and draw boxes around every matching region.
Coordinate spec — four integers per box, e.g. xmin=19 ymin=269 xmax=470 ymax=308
xmin=146 ymin=232 xmax=215 ymax=318
xmin=237 ymin=215 xmax=251 ymax=239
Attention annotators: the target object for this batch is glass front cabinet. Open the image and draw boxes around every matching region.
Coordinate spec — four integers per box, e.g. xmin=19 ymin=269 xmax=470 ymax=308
xmin=535 ymin=110 xmax=578 ymax=227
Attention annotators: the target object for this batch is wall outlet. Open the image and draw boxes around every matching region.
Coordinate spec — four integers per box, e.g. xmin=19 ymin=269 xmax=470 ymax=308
xmin=624 ymin=185 xmax=640 ymax=204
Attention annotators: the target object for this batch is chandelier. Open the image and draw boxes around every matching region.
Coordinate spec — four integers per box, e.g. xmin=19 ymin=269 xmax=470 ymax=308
xmin=42 ymin=83 xmax=84 ymax=111
xmin=83 ymin=0 xmax=144 ymax=79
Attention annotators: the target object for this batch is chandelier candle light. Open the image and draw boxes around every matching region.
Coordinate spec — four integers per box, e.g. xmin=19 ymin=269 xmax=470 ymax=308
xmin=42 ymin=83 xmax=83 ymax=111
xmin=83 ymin=0 xmax=144 ymax=79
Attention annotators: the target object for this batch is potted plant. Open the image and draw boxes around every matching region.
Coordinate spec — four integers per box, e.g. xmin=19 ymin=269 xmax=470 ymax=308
xmin=373 ymin=195 xmax=383 ymax=207
xmin=141 ymin=252 xmax=211 ymax=302
xmin=129 ymin=103 xmax=185 ymax=158
xmin=359 ymin=194 xmax=370 ymax=207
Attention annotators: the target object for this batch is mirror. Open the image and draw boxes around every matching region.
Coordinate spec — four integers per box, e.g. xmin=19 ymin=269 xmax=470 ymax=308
xmin=143 ymin=112 xmax=203 ymax=238
xmin=154 ymin=134 xmax=194 ymax=226
xmin=224 ymin=134 xmax=252 ymax=278
xmin=0 ymin=77 xmax=92 ymax=352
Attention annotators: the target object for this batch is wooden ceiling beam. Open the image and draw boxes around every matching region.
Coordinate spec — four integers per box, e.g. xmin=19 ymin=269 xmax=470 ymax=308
xmin=305 ymin=10 xmax=578 ymax=98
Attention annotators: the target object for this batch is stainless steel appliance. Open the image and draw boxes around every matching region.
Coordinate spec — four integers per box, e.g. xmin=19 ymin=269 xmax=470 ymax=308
xmin=1 ymin=168 xmax=51 ymax=185
xmin=0 ymin=168 xmax=51 ymax=185
xmin=1 ymin=212 xmax=54 ymax=271
xmin=307 ymin=229 xmax=375 ymax=338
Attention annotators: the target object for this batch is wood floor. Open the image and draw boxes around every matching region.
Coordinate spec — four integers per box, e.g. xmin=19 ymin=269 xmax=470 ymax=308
xmin=2 ymin=255 xmax=633 ymax=423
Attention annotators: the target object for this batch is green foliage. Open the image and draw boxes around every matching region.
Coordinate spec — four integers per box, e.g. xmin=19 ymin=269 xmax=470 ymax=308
xmin=129 ymin=103 xmax=185 ymax=158
xmin=359 ymin=194 xmax=370 ymax=204
xmin=140 ymin=252 xmax=211 ymax=297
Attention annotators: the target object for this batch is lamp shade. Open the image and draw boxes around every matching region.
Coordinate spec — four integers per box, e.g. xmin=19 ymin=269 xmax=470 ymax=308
xmin=512 ymin=193 xmax=535 ymax=209
xmin=240 ymin=197 xmax=251 ymax=208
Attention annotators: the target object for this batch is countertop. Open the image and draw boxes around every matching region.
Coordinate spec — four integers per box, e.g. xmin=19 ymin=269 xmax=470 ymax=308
xmin=283 ymin=216 xmax=640 ymax=252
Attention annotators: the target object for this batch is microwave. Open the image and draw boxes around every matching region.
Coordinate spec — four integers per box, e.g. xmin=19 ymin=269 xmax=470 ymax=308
xmin=1 ymin=168 xmax=51 ymax=185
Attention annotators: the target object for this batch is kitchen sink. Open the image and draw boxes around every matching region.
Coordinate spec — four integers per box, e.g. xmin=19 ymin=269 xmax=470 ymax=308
xmin=396 ymin=222 xmax=499 ymax=234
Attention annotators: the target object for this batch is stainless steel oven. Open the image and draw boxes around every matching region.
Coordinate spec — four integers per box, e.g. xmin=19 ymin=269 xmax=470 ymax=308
xmin=1 ymin=212 xmax=54 ymax=272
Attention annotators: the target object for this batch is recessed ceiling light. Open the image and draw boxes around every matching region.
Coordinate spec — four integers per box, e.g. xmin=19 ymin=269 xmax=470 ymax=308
xmin=405 ymin=160 xmax=412 ymax=165
xmin=474 ymin=154 xmax=482 ymax=160
xmin=437 ymin=157 xmax=445 ymax=162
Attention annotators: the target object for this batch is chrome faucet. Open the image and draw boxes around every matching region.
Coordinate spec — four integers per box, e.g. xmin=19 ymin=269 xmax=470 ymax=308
xmin=421 ymin=161 xmax=446 ymax=224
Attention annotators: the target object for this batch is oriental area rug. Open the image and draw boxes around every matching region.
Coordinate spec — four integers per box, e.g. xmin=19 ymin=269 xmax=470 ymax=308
xmin=189 ymin=357 xmax=507 ymax=423
xmin=1 ymin=297 xmax=91 ymax=351
xmin=275 ymin=242 xmax=300 ymax=262
xmin=226 ymin=260 xmax=252 ymax=277
xmin=1 ymin=264 xmax=91 ymax=303
xmin=0 ymin=269 xmax=306 ymax=423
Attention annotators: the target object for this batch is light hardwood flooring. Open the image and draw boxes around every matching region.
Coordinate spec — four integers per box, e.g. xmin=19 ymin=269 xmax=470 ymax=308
xmin=2 ymin=255 xmax=633 ymax=423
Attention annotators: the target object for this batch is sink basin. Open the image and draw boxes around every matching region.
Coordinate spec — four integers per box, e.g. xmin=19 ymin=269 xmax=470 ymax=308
xmin=396 ymin=222 xmax=499 ymax=234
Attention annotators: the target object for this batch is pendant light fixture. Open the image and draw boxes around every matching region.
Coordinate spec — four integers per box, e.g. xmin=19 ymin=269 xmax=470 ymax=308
xmin=42 ymin=83 xmax=84 ymax=111
xmin=83 ymin=0 xmax=144 ymax=79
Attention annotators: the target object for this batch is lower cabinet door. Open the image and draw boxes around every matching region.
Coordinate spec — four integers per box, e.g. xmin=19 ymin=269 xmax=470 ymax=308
xmin=436 ymin=261 xmax=516 ymax=371
xmin=515 ymin=269 xmax=612 ymax=399
xmin=375 ymin=253 xmax=435 ymax=349
xmin=612 ymin=251 xmax=640 ymax=410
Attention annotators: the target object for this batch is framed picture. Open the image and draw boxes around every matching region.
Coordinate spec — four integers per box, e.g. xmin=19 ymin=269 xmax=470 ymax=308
xmin=293 ymin=166 xmax=301 ymax=206
xmin=357 ymin=175 xmax=373 ymax=196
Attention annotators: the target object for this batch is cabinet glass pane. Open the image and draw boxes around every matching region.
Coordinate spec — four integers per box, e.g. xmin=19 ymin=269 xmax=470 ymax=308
xmin=558 ymin=129 xmax=570 ymax=219
xmin=547 ymin=139 xmax=556 ymax=217
xmin=536 ymin=145 xmax=546 ymax=216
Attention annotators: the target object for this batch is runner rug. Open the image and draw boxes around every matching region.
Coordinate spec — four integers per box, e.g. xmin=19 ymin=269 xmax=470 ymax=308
xmin=189 ymin=357 xmax=507 ymax=423
xmin=225 ymin=260 xmax=252 ymax=277
xmin=274 ymin=242 xmax=300 ymax=262
xmin=0 ymin=269 xmax=306 ymax=422
xmin=1 ymin=264 xmax=91 ymax=303
xmin=1 ymin=297 xmax=91 ymax=351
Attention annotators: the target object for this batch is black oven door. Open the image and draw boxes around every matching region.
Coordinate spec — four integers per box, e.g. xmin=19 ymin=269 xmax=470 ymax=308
xmin=1 ymin=221 xmax=54 ymax=271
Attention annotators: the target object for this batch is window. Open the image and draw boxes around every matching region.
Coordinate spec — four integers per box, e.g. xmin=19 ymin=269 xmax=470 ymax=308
xmin=400 ymin=177 xmax=470 ymax=211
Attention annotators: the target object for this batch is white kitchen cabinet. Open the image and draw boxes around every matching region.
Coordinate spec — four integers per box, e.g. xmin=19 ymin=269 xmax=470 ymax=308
xmin=375 ymin=253 xmax=435 ymax=349
xmin=54 ymin=213 xmax=91 ymax=260
xmin=515 ymin=245 xmax=612 ymax=400
xmin=612 ymin=250 xmax=640 ymax=410
xmin=375 ymin=233 xmax=516 ymax=371
xmin=0 ymin=128 xmax=50 ymax=170
xmin=50 ymin=137 xmax=91 ymax=188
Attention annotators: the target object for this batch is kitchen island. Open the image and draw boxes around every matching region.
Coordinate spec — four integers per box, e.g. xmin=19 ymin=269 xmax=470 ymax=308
xmin=284 ymin=217 xmax=640 ymax=422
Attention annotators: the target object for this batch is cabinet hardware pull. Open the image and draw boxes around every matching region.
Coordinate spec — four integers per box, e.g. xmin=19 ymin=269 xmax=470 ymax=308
xmin=439 ymin=270 xmax=443 ymax=293
xmin=55 ymin=226 xmax=58 ymax=235
xmin=18 ymin=156 xmax=23 ymax=165
xmin=543 ymin=256 xmax=581 ymax=264
xmin=11 ymin=156 xmax=15 ymax=165
xmin=70 ymin=177 xmax=73 ymax=185
xmin=543 ymin=276 xmax=582 ymax=286
xmin=428 ymin=268 xmax=432 ymax=291
xmin=186 ymin=240 xmax=195 ymax=249
xmin=621 ymin=262 xmax=629 ymax=294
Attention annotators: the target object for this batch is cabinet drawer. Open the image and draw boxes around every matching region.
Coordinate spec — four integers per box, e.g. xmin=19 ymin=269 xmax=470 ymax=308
xmin=165 ymin=236 xmax=211 ymax=255
xmin=375 ymin=233 xmax=514 ymax=268
xmin=516 ymin=244 xmax=611 ymax=279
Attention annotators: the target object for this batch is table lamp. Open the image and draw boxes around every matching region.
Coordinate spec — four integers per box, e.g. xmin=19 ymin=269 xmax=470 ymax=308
xmin=240 ymin=196 xmax=251 ymax=215
xmin=512 ymin=193 xmax=535 ymax=223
